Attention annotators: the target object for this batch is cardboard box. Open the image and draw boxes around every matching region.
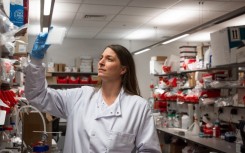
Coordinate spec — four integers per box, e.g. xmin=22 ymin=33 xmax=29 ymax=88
xmin=23 ymin=112 xmax=52 ymax=153
xmin=151 ymin=56 xmax=167 ymax=61
xmin=58 ymin=64 xmax=66 ymax=72
xmin=179 ymin=46 xmax=196 ymax=52
xmin=15 ymin=33 xmax=28 ymax=53
xmin=210 ymin=25 xmax=245 ymax=66
xmin=150 ymin=56 xmax=167 ymax=74
xmin=46 ymin=76 xmax=57 ymax=84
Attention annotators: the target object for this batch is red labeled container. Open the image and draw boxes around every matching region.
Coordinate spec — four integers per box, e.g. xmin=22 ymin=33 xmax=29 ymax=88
xmin=68 ymin=76 xmax=80 ymax=84
xmin=80 ymin=76 xmax=91 ymax=84
xmin=57 ymin=76 xmax=68 ymax=84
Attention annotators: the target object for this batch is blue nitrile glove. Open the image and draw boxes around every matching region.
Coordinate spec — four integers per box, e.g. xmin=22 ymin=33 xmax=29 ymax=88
xmin=30 ymin=32 xmax=50 ymax=59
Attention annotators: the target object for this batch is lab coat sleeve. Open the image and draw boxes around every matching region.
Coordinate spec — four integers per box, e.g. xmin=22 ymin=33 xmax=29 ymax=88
xmin=24 ymin=60 xmax=83 ymax=119
xmin=136 ymin=103 xmax=162 ymax=153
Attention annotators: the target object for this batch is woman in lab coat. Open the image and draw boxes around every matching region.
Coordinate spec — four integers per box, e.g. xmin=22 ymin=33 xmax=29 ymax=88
xmin=24 ymin=32 xmax=161 ymax=153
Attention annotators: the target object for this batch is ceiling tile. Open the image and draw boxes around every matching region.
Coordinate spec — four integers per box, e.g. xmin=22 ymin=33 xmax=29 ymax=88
xmin=113 ymin=15 xmax=152 ymax=23
xmin=28 ymin=0 xmax=245 ymax=40
xmin=78 ymin=4 xmax=123 ymax=14
xmin=75 ymin=12 xmax=115 ymax=22
xmin=54 ymin=2 xmax=80 ymax=13
xmin=56 ymin=0 xmax=82 ymax=3
xmin=82 ymin=0 xmax=132 ymax=6
xmin=69 ymin=26 xmax=101 ymax=32
xmin=129 ymin=0 xmax=181 ymax=8
xmin=101 ymin=27 xmax=134 ymax=33
xmin=52 ymin=12 xmax=76 ymax=26
xmin=120 ymin=7 xmax=164 ymax=17
xmin=106 ymin=21 xmax=140 ymax=29
xmin=95 ymin=32 xmax=125 ymax=39
xmin=149 ymin=9 xmax=199 ymax=27
xmin=67 ymin=27 xmax=99 ymax=38
xmin=201 ymin=1 xmax=244 ymax=12
xmin=171 ymin=0 xmax=203 ymax=11
xmin=72 ymin=20 xmax=108 ymax=27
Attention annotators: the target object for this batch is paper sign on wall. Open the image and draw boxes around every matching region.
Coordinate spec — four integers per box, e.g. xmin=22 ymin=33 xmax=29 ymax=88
xmin=0 ymin=110 xmax=7 ymax=125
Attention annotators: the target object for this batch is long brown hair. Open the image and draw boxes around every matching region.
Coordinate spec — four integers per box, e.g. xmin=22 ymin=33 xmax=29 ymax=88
xmin=106 ymin=44 xmax=141 ymax=96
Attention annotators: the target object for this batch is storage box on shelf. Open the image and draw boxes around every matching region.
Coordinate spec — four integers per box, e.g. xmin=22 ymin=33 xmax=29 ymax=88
xmin=46 ymin=71 xmax=98 ymax=89
xmin=210 ymin=25 xmax=245 ymax=67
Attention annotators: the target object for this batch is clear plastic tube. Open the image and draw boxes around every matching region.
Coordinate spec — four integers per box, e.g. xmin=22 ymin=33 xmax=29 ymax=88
xmin=15 ymin=105 xmax=47 ymax=138
xmin=0 ymin=149 xmax=14 ymax=153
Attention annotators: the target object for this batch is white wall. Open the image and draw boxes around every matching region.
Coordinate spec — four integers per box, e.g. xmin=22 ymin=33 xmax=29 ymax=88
xmin=28 ymin=36 xmax=156 ymax=66
xmin=28 ymin=36 xmax=201 ymax=99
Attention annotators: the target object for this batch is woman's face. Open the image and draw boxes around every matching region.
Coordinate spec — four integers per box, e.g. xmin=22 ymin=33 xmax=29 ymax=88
xmin=98 ymin=47 xmax=126 ymax=82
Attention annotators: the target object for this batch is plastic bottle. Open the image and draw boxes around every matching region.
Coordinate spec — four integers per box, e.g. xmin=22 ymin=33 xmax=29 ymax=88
xmin=213 ymin=121 xmax=221 ymax=138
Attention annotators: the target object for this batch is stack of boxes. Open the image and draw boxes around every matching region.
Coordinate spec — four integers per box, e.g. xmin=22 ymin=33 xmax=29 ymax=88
xmin=80 ymin=56 xmax=92 ymax=73
xmin=150 ymin=56 xmax=167 ymax=74
xmin=92 ymin=58 xmax=99 ymax=73
xmin=179 ymin=46 xmax=197 ymax=71
xmin=210 ymin=25 xmax=245 ymax=67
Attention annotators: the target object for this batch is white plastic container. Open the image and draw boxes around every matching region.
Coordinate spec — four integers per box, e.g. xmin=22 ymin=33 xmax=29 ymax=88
xmin=181 ymin=115 xmax=191 ymax=129
xmin=46 ymin=27 xmax=67 ymax=45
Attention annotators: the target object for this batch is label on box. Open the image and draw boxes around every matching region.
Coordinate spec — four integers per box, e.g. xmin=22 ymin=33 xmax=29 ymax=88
xmin=19 ymin=44 xmax=27 ymax=52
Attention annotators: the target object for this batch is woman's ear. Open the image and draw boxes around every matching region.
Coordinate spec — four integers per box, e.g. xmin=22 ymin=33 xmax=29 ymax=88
xmin=120 ymin=66 xmax=127 ymax=75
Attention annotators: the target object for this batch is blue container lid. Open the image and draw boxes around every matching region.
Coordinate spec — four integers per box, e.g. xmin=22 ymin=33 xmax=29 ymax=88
xmin=33 ymin=145 xmax=49 ymax=152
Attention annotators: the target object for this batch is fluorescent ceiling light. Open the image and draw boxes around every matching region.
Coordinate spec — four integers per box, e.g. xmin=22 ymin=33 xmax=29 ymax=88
xmin=152 ymin=10 xmax=197 ymax=25
xmin=44 ymin=0 xmax=52 ymax=15
xmin=134 ymin=48 xmax=151 ymax=55
xmin=125 ymin=29 xmax=154 ymax=40
xmin=162 ymin=34 xmax=190 ymax=44
xmin=184 ymin=32 xmax=210 ymax=42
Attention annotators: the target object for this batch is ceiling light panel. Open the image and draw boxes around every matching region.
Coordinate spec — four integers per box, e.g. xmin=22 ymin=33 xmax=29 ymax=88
xmin=183 ymin=32 xmax=211 ymax=42
xmin=125 ymin=29 xmax=156 ymax=40
xmin=151 ymin=9 xmax=198 ymax=25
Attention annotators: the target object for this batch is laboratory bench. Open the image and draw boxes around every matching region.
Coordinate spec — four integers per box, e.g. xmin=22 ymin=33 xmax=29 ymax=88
xmin=157 ymin=127 xmax=236 ymax=153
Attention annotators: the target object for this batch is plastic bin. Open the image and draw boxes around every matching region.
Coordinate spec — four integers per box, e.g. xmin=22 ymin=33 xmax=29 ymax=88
xmin=57 ymin=76 xmax=68 ymax=84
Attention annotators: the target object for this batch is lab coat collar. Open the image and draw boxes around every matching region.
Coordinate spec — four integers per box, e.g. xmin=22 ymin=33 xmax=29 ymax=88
xmin=94 ymin=87 xmax=124 ymax=119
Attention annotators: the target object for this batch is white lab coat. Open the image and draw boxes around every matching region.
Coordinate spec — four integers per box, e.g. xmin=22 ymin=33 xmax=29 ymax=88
xmin=24 ymin=61 xmax=161 ymax=153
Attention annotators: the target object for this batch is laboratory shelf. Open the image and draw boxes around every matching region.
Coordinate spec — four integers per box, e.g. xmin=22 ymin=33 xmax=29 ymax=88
xmin=157 ymin=127 xmax=236 ymax=153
